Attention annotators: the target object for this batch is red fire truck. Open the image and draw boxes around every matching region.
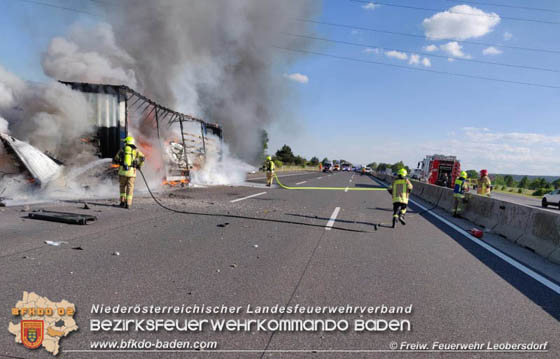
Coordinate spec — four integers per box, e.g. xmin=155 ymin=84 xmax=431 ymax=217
xmin=413 ymin=154 xmax=461 ymax=188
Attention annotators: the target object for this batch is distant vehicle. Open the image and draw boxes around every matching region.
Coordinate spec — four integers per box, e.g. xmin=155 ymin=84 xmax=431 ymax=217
xmin=322 ymin=163 xmax=332 ymax=173
xmin=542 ymin=190 xmax=560 ymax=208
xmin=333 ymin=163 xmax=340 ymax=171
xmin=365 ymin=167 xmax=372 ymax=174
xmin=411 ymin=168 xmax=422 ymax=180
xmin=341 ymin=163 xmax=351 ymax=172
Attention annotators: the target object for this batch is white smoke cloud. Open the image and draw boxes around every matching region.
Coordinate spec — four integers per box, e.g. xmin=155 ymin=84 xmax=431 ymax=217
xmin=0 ymin=66 xmax=94 ymax=163
xmin=283 ymin=73 xmax=309 ymax=84
xmin=42 ymin=23 xmax=138 ymax=88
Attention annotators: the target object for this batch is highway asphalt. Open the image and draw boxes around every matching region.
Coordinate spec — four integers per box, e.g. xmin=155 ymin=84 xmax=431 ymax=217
xmin=491 ymin=191 xmax=560 ymax=215
xmin=1 ymin=171 xmax=559 ymax=358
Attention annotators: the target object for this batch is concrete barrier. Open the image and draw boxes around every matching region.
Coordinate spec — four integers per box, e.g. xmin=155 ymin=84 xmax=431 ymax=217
xmin=373 ymin=172 xmax=560 ymax=265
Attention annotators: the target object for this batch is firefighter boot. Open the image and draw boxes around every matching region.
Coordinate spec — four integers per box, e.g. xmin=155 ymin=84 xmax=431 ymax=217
xmin=119 ymin=201 xmax=125 ymax=208
xmin=392 ymin=217 xmax=397 ymax=228
xmin=399 ymin=213 xmax=406 ymax=225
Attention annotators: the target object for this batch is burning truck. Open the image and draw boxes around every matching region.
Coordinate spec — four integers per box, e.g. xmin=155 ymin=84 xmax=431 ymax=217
xmin=0 ymin=81 xmax=224 ymax=205
xmin=59 ymin=81 xmax=223 ymax=185
xmin=1 ymin=81 xmax=223 ymax=191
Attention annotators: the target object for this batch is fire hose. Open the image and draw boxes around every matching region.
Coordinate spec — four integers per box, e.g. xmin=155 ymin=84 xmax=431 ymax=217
xmin=137 ymin=169 xmax=373 ymax=233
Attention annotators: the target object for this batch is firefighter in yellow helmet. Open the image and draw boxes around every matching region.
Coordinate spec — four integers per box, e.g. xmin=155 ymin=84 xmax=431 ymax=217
xmin=387 ymin=168 xmax=413 ymax=228
xmin=453 ymin=170 xmax=470 ymax=217
xmin=265 ymin=155 xmax=275 ymax=187
xmin=113 ymin=136 xmax=145 ymax=208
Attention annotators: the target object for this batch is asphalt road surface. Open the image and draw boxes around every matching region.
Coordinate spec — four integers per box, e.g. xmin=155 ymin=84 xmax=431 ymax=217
xmin=1 ymin=172 xmax=559 ymax=358
xmin=491 ymin=191 xmax=560 ymax=215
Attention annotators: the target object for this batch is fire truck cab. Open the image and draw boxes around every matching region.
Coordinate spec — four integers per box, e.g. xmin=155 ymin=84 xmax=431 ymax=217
xmin=416 ymin=154 xmax=461 ymax=188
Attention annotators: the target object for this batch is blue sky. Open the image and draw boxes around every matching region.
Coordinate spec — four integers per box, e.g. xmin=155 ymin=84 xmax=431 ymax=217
xmin=269 ymin=0 xmax=560 ymax=175
xmin=1 ymin=0 xmax=559 ymax=175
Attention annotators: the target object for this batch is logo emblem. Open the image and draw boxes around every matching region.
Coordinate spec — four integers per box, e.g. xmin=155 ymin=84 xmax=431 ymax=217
xmin=21 ymin=320 xmax=44 ymax=349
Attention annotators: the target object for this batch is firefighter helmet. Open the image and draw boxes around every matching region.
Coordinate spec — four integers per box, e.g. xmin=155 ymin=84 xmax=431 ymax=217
xmin=266 ymin=156 xmax=272 ymax=160
xmin=480 ymin=169 xmax=488 ymax=176
xmin=124 ymin=136 xmax=135 ymax=146
xmin=460 ymin=171 xmax=467 ymax=178
xmin=397 ymin=168 xmax=407 ymax=177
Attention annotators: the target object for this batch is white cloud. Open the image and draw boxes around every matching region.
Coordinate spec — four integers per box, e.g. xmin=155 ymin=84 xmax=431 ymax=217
xmin=423 ymin=44 xmax=438 ymax=52
xmin=409 ymin=54 xmax=420 ymax=65
xmin=422 ymin=57 xmax=431 ymax=67
xmin=283 ymin=73 xmax=308 ymax=84
xmin=503 ymin=31 xmax=512 ymax=41
xmin=422 ymin=5 xmax=500 ymax=40
xmin=440 ymin=41 xmax=471 ymax=59
xmin=448 ymin=58 xmax=455 ymax=62
xmin=362 ymin=2 xmax=379 ymax=11
xmin=364 ymin=47 xmax=380 ymax=54
xmin=417 ymin=127 xmax=560 ymax=175
xmin=385 ymin=50 xmax=408 ymax=60
xmin=482 ymin=46 xmax=502 ymax=56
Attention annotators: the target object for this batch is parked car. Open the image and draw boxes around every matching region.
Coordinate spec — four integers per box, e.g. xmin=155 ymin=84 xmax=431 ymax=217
xmin=364 ymin=167 xmax=372 ymax=174
xmin=322 ymin=164 xmax=332 ymax=173
xmin=542 ymin=189 xmax=560 ymax=208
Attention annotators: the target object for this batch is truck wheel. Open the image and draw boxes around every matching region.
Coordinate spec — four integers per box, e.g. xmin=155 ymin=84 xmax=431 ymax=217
xmin=541 ymin=198 xmax=548 ymax=208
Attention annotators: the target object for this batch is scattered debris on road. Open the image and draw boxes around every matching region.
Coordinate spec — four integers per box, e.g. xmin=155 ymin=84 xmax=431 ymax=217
xmin=112 ymin=251 xmax=120 ymax=256
xmin=217 ymin=222 xmax=230 ymax=228
xmin=29 ymin=210 xmax=97 ymax=225
xmin=44 ymin=240 xmax=67 ymax=246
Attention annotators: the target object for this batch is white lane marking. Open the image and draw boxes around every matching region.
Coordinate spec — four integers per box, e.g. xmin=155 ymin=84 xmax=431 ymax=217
xmin=409 ymin=198 xmax=560 ymax=295
xmin=318 ymin=176 xmax=323 ymax=179
xmin=344 ymin=187 xmax=349 ymax=193
xmin=230 ymin=192 xmax=267 ymax=203
xmin=247 ymin=172 xmax=314 ymax=180
xmin=325 ymin=207 xmax=341 ymax=230
xmin=295 ymin=181 xmax=307 ymax=185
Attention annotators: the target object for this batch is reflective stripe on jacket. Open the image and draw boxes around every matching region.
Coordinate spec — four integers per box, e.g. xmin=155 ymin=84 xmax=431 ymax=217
xmin=477 ymin=176 xmax=491 ymax=195
xmin=266 ymin=160 xmax=275 ymax=172
xmin=454 ymin=177 xmax=467 ymax=198
xmin=114 ymin=146 xmax=145 ymax=177
xmin=391 ymin=178 xmax=413 ymax=204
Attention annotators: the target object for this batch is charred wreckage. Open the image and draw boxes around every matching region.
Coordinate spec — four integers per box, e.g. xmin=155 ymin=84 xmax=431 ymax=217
xmin=0 ymin=81 xmax=223 ymax=202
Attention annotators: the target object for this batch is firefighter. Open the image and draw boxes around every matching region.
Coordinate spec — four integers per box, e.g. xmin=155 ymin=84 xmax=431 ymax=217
xmin=453 ymin=171 xmax=470 ymax=217
xmin=387 ymin=168 xmax=413 ymax=228
xmin=113 ymin=136 xmax=145 ymax=209
xmin=477 ymin=169 xmax=492 ymax=197
xmin=265 ymin=156 xmax=275 ymax=187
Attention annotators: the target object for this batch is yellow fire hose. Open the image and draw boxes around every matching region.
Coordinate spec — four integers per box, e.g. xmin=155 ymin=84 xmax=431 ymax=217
xmin=274 ymin=173 xmax=386 ymax=191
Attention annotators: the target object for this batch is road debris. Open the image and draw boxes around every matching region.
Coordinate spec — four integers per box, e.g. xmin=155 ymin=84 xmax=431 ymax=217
xmin=28 ymin=210 xmax=97 ymax=225
xmin=230 ymin=263 xmax=238 ymax=268
xmin=44 ymin=240 xmax=67 ymax=246
xmin=217 ymin=222 xmax=230 ymax=228
xmin=112 ymin=251 xmax=120 ymax=256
